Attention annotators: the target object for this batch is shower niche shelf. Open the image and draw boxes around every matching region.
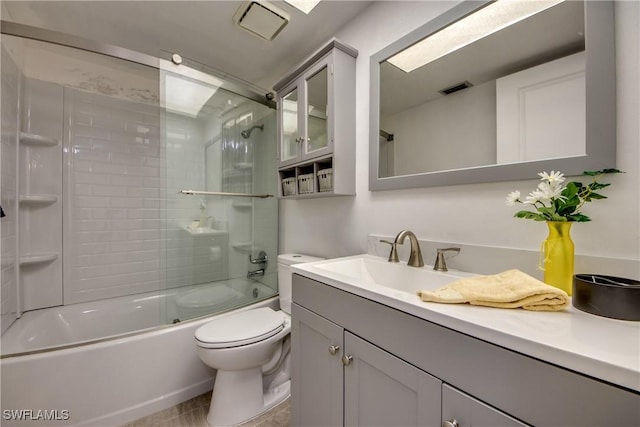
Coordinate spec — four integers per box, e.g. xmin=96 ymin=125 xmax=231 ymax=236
xmin=19 ymin=253 xmax=59 ymax=267
xmin=231 ymin=241 xmax=254 ymax=253
xmin=19 ymin=132 xmax=59 ymax=147
xmin=19 ymin=194 xmax=59 ymax=206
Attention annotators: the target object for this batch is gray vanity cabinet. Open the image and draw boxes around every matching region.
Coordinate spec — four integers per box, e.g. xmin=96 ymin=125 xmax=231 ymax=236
xmin=292 ymin=273 xmax=640 ymax=427
xmin=291 ymin=303 xmax=343 ymax=427
xmin=291 ymin=303 xmax=442 ymax=427
xmin=442 ymin=385 xmax=528 ymax=427
xmin=343 ymin=332 xmax=442 ymax=426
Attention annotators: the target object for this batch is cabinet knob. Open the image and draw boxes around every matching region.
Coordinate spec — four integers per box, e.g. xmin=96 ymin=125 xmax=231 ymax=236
xmin=329 ymin=345 xmax=340 ymax=355
xmin=341 ymin=354 xmax=353 ymax=366
xmin=443 ymin=419 xmax=460 ymax=427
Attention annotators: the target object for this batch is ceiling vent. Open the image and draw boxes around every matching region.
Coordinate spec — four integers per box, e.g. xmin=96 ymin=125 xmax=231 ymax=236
xmin=439 ymin=81 xmax=473 ymax=96
xmin=233 ymin=1 xmax=290 ymax=41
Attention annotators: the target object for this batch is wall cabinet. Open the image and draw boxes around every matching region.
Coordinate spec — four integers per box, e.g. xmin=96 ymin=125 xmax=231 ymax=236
xmin=292 ymin=274 xmax=640 ymax=427
xmin=274 ymin=39 xmax=357 ymax=198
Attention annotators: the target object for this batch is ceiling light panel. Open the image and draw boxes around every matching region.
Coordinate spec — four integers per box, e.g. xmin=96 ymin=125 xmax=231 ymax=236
xmin=284 ymin=0 xmax=322 ymax=14
xmin=387 ymin=0 xmax=565 ymax=73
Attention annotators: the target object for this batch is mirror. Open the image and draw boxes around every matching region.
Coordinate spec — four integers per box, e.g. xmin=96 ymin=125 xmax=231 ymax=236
xmin=307 ymin=66 xmax=329 ymax=152
xmin=282 ymin=88 xmax=299 ymax=162
xmin=369 ymin=0 xmax=615 ymax=190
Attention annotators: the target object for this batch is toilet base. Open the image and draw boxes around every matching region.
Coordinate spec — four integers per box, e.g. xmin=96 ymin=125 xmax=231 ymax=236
xmin=206 ymin=368 xmax=290 ymax=426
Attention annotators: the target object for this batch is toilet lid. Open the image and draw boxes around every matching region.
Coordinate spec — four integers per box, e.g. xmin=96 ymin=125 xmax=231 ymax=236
xmin=195 ymin=307 xmax=284 ymax=349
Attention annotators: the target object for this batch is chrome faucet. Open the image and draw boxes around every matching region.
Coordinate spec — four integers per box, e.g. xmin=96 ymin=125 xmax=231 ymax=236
xmin=393 ymin=230 xmax=424 ymax=267
xmin=433 ymin=247 xmax=460 ymax=272
xmin=247 ymin=268 xmax=265 ymax=278
xmin=247 ymin=250 xmax=267 ymax=278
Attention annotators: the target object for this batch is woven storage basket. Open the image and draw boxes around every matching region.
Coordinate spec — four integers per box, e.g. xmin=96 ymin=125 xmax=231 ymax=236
xmin=297 ymin=173 xmax=314 ymax=194
xmin=317 ymin=168 xmax=333 ymax=192
xmin=282 ymin=177 xmax=296 ymax=196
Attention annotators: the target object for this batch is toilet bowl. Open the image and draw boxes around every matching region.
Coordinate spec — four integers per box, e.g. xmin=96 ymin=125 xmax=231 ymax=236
xmin=195 ymin=253 xmax=323 ymax=426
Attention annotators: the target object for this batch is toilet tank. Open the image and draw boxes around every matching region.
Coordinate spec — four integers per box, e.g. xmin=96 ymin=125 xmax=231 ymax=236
xmin=277 ymin=254 xmax=324 ymax=314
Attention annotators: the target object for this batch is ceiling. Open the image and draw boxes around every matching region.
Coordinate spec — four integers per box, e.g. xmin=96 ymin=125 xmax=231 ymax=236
xmin=1 ymin=1 xmax=373 ymax=92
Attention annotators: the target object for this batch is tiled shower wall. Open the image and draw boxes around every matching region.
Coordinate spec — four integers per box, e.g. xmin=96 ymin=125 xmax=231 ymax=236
xmin=0 ymin=45 xmax=19 ymax=333
xmin=63 ymin=88 xmax=164 ymax=304
xmin=4 ymin=64 xmax=275 ymax=313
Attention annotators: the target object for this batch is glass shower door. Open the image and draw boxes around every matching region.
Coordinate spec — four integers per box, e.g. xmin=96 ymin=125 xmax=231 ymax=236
xmin=160 ymin=54 xmax=278 ymax=324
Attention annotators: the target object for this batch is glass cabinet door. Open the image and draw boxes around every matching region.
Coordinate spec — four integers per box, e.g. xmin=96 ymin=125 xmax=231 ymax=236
xmin=304 ymin=66 xmax=329 ymax=157
xmin=281 ymin=87 xmax=300 ymax=163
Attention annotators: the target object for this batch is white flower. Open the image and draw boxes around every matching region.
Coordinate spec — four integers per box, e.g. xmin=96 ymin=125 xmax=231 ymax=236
xmin=536 ymin=181 xmax=565 ymax=202
xmin=523 ymin=190 xmax=543 ymax=204
xmin=538 ymin=171 xmax=565 ymax=185
xmin=505 ymin=190 xmax=521 ymax=206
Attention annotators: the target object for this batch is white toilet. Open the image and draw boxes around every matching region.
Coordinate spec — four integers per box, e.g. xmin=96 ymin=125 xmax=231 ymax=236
xmin=195 ymin=253 xmax=323 ymax=426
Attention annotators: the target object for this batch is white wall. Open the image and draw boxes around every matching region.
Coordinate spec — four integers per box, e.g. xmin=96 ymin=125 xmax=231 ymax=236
xmin=279 ymin=1 xmax=639 ymax=275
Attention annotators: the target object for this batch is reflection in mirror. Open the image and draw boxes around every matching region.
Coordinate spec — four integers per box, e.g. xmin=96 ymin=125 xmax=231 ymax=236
xmin=306 ymin=66 xmax=328 ymax=153
xmin=282 ymin=87 xmax=299 ymax=162
xmin=370 ymin=0 xmax=615 ymax=190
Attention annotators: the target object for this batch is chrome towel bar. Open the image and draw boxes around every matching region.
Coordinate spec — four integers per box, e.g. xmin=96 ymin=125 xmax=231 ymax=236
xmin=179 ymin=190 xmax=274 ymax=199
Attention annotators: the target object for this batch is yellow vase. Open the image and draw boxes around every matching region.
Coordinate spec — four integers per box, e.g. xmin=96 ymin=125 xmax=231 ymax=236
xmin=542 ymin=221 xmax=574 ymax=295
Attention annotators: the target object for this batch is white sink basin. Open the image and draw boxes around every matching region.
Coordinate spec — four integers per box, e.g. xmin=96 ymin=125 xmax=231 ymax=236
xmin=311 ymin=255 xmax=471 ymax=295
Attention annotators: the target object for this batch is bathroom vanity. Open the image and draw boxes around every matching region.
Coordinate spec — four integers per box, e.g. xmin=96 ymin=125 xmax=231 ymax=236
xmin=290 ymin=255 xmax=640 ymax=427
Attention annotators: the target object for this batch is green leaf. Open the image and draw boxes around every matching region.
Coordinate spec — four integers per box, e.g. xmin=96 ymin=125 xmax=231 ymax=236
xmin=567 ymin=213 xmax=592 ymax=222
xmin=583 ymin=168 xmax=623 ymax=176
xmin=589 ymin=182 xmax=611 ymax=190
xmin=601 ymin=168 xmax=623 ymax=174
xmin=585 ymin=192 xmax=608 ymax=201
xmin=563 ymin=182 xmax=581 ymax=196
xmin=514 ymin=211 xmax=546 ymax=221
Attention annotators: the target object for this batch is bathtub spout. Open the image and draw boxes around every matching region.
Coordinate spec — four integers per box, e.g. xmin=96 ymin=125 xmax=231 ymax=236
xmin=247 ymin=268 xmax=265 ymax=278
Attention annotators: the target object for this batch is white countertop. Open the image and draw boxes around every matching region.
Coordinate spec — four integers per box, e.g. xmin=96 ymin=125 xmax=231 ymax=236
xmin=293 ymin=254 xmax=640 ymax=393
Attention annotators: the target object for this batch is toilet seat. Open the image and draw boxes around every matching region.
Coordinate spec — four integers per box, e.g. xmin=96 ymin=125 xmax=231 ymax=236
xmin=195 ymin=307 xmax=285 ymax=349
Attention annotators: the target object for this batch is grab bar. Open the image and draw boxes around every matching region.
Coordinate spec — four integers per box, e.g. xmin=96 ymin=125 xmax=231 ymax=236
xmin=179 ymin=190 xmax=274 ymax=199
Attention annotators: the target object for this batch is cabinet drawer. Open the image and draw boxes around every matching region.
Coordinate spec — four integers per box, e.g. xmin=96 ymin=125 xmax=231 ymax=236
xmin=443 ymin=384 xmax=529 ymax=427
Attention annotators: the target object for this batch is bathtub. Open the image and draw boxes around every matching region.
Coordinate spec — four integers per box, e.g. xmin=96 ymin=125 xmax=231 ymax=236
xmin=0 ymin=279 xmax=279 ymax=426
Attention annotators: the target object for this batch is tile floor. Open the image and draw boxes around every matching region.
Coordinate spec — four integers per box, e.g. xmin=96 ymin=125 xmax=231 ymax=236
xmin=121 ymin=392 xmax=290 ymax=427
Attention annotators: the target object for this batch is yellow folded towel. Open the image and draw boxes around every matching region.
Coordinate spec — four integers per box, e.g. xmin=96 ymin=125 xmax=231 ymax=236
xmin=417 ymin=269 xmax=569 ymax=311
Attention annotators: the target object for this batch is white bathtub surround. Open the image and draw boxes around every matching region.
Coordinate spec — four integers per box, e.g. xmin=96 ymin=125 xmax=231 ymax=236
xmin=1 ymin=278 xmax=276 ymax=356
xmin=0 ymin=297 xmax=279 ymax=427
xmin=0 ymin=41 xmax=20 ymax=333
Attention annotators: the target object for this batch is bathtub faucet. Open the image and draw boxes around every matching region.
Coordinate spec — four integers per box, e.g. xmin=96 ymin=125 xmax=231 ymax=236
xmin=247 ymin=250 xmax=267 ymax=279
xmin=247 ymin=268 xmax=265 ymax=278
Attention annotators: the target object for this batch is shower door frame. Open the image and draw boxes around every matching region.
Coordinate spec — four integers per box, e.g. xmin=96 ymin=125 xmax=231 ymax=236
xmin=0 ymin=20 xmax=276 ymax=110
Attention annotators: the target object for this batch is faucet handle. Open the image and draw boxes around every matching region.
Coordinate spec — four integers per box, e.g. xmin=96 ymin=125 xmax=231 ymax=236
xmin=433 ymin=247 xmax=460 ymax=272
xmin=380 ymin=240 xmax=399 ymax=263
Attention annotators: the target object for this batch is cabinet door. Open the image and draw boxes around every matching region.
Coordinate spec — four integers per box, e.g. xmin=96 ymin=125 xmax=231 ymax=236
xmin=442 ymin=384 xmax=530 ymax=427
xmin=344 ymin=332 xmax=442 ymax=427
xmin=278 ymin=82 xmax=301 ymax=167
xmin=302 ymin=57 xmax=333 ymax=161
xmin=291 ymin=303 xmax=344 ymax=427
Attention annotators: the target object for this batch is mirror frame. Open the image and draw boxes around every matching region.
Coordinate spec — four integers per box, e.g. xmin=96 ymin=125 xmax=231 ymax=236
xmin=369 ymin=0 xmax=615 ymax=190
